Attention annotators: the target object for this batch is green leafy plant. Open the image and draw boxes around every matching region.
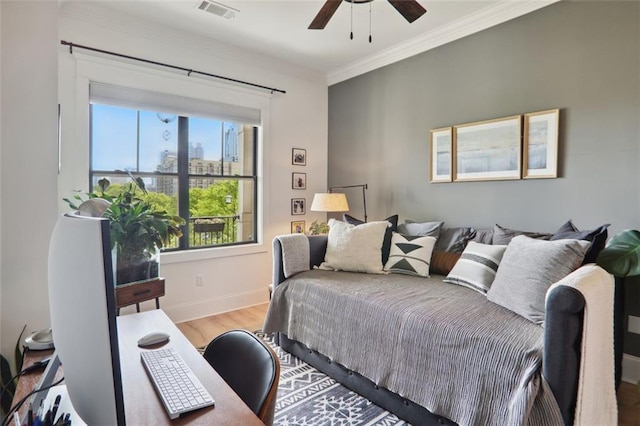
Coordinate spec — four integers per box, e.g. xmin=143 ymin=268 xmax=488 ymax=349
xmin=595 ymin=229 xmax=640 ymax=396
xmin=309 ymin=220 xmax=330 ymax=235
xmin=65 ymin=176 xmax=185 ymax=285
xmin=595 ymin=229 xmax=640 ymax=278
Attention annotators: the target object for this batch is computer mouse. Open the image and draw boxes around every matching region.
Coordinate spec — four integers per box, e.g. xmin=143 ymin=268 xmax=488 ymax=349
xmin=137 ymin=331 xmax=170 ymax=347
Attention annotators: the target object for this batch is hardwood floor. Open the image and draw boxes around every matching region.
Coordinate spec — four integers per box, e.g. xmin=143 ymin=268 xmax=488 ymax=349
xmin=178 ymin=304 xmax=640 ymax=425
xmin=619 ymin=381 xmax=640 ymax=426
xmin=176 ymin=303 xmax=269 ymax=348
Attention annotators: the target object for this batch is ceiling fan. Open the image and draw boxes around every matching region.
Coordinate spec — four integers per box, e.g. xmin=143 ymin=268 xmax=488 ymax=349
xmin=309 ymin=0 xmax=427 ymax=30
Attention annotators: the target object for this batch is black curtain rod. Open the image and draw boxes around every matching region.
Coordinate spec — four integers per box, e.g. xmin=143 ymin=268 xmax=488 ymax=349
xmin=60 ymin=40 xmax=286 ymax=94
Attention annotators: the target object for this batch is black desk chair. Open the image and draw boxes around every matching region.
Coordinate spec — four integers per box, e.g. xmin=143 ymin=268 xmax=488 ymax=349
xmin=203 ymin=329 xmax=280 ymax=425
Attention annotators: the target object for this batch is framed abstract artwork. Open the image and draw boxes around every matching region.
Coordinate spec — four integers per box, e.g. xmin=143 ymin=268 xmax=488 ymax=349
xmin=453 ymin=115 xmax=522 ymax=182
xmin=429 ymin=127 xmax=453 ymax=183
xmin=523 ymin=109 xmax=559 ymax=179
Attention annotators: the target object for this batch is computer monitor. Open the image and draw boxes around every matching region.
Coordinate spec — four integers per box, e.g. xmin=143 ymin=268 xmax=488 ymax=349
xmin=48 ymin=212 xmax=126 ymax=425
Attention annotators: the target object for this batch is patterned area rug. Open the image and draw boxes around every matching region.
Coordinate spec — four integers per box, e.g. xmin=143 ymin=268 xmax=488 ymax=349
xmin=256 ymin=332 xmax=407 ymax=426
xmin=198 ymin=333 xmax=407 ymax=425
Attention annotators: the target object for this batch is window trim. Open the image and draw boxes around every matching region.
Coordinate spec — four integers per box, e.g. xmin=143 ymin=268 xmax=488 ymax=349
xmin=61 ymin=54 xmax=272 ymax=262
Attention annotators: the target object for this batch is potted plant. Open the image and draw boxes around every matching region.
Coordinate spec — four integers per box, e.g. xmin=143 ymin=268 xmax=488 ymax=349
xmin=309 ymin=220 xmax=330 ymax=235
xmin=596 ymin=229 xmax=640 ymax=277
xmin=595 ymin=229 xmax=640 ymax=392
xmin=65 ymin=176 xmax=185 ymax=285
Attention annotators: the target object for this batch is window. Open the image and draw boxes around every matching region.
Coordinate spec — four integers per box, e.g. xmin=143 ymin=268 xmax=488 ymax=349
xmin=90 ymin=102 xmax=258 ymax=251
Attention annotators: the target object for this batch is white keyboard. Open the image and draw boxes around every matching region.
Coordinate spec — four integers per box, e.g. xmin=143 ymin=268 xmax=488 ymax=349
xmin=140 ymin=347 xmax=215 ymax=419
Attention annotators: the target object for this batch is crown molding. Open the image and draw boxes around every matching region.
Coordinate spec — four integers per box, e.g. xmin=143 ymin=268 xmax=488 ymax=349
xmin=59 ymin=2 xmax=326 ymax=85
xmin=327 ymin=0 xmax=562 ymax=86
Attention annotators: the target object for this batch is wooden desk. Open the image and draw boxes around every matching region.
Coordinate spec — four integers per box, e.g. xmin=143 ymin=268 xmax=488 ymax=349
xmin=13 ymin=311 xmax=262 ymax=425
xmin=117 ymin=310 xmax=263 ymax=425
xmin=11 ymin=349 xmax=63 ymax=421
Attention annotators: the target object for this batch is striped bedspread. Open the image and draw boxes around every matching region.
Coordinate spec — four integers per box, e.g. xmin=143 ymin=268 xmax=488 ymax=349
xmin=263 ymin=270 xmax=563 ymax=426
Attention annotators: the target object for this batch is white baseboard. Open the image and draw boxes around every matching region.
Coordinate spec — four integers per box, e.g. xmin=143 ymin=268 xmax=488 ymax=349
xmin=163 ymin=290 xmax=269 ymax=324
xmin=622 ymin=354 xmax=640 ymax=384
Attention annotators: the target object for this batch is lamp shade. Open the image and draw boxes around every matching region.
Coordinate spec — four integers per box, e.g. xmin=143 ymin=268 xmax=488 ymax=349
xmin=310 ymin=193 xmax=349 ymax=212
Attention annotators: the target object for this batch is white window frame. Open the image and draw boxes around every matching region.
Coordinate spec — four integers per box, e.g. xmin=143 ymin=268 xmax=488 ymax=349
xmin=59 ymin=53 xmax=271 ymax=263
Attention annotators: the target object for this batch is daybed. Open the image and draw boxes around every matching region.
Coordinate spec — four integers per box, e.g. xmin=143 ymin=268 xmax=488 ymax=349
xmin=264 ymin=219 xmax=622 ymax=426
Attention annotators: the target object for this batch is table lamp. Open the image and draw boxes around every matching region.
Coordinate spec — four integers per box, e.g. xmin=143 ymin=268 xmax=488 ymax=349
xmin=311 ymin=183 xmax=368 ymax=222
xmin=310 ymin=193 xmax=350 ymax=213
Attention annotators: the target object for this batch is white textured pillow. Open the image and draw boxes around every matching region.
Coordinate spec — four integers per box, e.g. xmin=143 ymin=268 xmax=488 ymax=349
xmin=320 ymin=218 xmax=389 ymax=273
xmin=384 ymin=232 xmax=437 ymax=277
xmin=444 ymin=242 xmax=507 ymax=294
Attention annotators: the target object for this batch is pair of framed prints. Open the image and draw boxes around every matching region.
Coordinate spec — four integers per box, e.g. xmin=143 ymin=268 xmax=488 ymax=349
xmin=429 ymin=109 xmax=559 ymax=183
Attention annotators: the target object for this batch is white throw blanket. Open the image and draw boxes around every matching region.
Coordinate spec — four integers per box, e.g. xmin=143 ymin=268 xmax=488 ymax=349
xmin=274 ymin=234 xmax=310 ymax=278
xmin=547 ymin=264 xmax=617 ymax=426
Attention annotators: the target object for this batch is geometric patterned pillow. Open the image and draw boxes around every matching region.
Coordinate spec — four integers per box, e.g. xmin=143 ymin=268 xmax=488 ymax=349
xmin=384 ymin=232 xmax=437 ymax=277
xmin=444 ymin=242 xmax=507 ymax=294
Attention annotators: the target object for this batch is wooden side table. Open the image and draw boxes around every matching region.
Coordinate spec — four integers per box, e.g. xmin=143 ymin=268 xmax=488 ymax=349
xmin=115 ymin=278 xmax=165 ymax=315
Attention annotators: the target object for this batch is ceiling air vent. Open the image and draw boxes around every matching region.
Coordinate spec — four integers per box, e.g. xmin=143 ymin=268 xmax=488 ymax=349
xmin=196 ymin=0 xmax=238 ymax=19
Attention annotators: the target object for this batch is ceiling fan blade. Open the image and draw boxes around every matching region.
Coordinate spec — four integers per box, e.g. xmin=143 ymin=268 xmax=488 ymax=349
xmin=309 ymin=0 xmax=343 ymax=30
xmin=387 ymin=0 xmax=426 ymax=23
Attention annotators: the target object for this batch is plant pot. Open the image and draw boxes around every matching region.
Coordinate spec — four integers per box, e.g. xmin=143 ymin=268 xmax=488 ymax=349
xmin=115 ymin=245 xmax=160 ymax=286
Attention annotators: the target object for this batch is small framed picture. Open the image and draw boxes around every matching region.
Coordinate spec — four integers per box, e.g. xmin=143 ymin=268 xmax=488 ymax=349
xmin=291 ymin=220 xmax=306 ymax=234
xmin=523 ymin=109 xmax=559 ymax=179
xmin=291 ymin=198 xmax=306 ymax=215
xmin=292 ymin=172 xmax=306 ymax=190
xmin=429 ymin=127 xmax=452 ymax=183
xmin=292 ymin=148 xmax=307 ymax=166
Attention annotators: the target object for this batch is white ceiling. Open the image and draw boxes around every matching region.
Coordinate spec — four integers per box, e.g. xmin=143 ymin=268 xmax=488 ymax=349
xmin=62 ymin=0 xmax=558 ymax=84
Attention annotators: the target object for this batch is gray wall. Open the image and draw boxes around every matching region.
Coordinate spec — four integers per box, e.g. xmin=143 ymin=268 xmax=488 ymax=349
xmin=328 ymin=1 xmax=640 ymax=355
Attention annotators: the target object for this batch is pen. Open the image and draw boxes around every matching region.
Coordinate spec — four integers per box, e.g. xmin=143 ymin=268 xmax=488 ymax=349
xmin=53 ymin=413 xmax=64 ymax=426
xmin=50 ymin=395 xmax=61 ymax=423
xmin=27 ymin=402 xmax=33 ymax=426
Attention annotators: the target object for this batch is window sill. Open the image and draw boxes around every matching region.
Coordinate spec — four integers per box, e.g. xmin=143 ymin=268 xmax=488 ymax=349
xmin=160 ymin=243 xmax=268 ymax=265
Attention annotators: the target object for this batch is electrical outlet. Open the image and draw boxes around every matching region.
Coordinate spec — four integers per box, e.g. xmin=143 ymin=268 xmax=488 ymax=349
xmin=196 ymin=274 xmax=204 ymax=287
xmin=629 ymin=315 xmax=640 ymax=335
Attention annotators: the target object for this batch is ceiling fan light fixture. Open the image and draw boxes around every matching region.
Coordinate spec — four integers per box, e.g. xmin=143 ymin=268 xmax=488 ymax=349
xmin=195 ymin=0 xmax=239 ymax=19
xmin=309 ymin=0 xmax=426 ymax=37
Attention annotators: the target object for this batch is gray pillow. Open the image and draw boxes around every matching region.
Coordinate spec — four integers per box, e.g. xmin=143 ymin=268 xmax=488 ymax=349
xmin=436 ymin=227 xmax=476 ymax=253
xmin=486 ymin=235 xmax=590 ymax=325
xmin=398 ymin=220 xmax=444 ymax=238
xmin=492 ymin=223 xmax=552 ymax=245
xmin=470 ymin=228 xmax=494 ymax=245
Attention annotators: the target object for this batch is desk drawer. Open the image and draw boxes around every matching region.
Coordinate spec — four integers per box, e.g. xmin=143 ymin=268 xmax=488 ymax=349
xmin=115 ymin=278 xmax=165 ymax=308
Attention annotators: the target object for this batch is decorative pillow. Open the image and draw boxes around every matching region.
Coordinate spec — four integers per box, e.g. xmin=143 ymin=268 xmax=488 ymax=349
xmin=435 ymin=227 xmax=476 ymax=253
xmin=320 ymin=219 xmax=389 ymax=274
xmin=344 ymin=214 xmax=398 ymax=265
xmin=397 ymin=220 xmax=444 ymax=238
xmin=492 ymin=224 xmax=552 ymax=245
xmin=550 ymin=220 xmax=610 ymax=265
xmin=384 ymin=233 xmax=437 ymax=277
xmin=443 ymin=242 xmax=507 ymax=294
xmin=470 ymin=229 xmax=494 ymax=245
xmin=486 ymin=235 xmax=590 ymax=325
xmin=430 ymin=251 xmax=462 ymax=276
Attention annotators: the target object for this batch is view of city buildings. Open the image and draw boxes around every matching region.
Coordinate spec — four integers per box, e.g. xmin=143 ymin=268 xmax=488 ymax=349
xmin=156 ymin=124 xmax=243 ymax=196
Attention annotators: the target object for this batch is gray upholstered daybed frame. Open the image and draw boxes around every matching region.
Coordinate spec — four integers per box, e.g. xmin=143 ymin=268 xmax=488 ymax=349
xmin=271 ymin=235 xmax=624 ymax=426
